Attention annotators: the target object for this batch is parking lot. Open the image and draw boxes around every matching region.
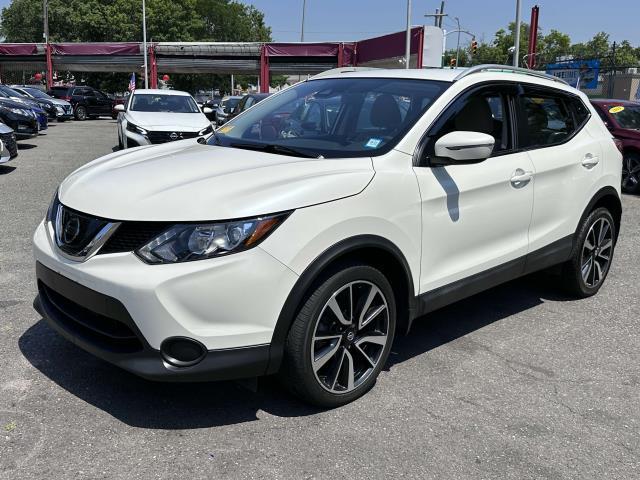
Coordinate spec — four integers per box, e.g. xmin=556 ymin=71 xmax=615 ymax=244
xmin=0 ymin=119 xmax=639 ymax=479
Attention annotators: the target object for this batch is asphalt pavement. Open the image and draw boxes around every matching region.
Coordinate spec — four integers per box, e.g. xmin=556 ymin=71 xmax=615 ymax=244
xmin=0 ymin=119 xmax=638 ymax=479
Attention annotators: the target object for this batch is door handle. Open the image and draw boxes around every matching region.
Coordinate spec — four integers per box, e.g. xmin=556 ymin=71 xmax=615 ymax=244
xmin=582 ymin=153 xmax=599 ymax=169
xmin=510 ymin=168 xmax=533 ymax=188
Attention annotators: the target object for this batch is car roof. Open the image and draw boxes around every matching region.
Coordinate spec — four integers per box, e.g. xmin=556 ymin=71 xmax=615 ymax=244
xmin=133 ymin=89 xmax=192 ymax=96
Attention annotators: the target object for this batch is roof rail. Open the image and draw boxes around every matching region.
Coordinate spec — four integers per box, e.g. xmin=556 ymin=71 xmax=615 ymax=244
xmin=312 ymin=67 xmax=378 ymax=78
xmin=454 ymin=64 xmax=569 ymax=85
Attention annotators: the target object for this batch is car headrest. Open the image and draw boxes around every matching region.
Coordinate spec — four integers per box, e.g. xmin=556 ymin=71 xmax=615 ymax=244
xmin=370 ymin=94 xmax=402 ymax=130
xmin=454 ymin=97 xmax=494 ymax=134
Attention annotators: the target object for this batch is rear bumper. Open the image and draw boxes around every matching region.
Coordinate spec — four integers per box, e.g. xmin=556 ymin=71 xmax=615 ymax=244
xmin=34 ymin=262 xmax=271 ymax=382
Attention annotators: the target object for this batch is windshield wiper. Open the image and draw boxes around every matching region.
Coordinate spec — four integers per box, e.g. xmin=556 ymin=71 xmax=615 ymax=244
xmin=228 ymin=142 xmax=318 ymax=158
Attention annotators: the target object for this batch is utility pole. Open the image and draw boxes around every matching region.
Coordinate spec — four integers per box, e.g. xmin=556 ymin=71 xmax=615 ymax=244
xmin=301 ymin=0 xmax=307 ymax=42
xmin=513 ymin=0 xmax=521 ymax=67
xmin=405 ymin=0 xmax=411 ymax=69
xmin=438 ymin=1 xmax=445 ymax=27
xmin=142 ymin=0 xmax=148 ymax=88
xmin=43 ymin=0 xmax=49 ymax=43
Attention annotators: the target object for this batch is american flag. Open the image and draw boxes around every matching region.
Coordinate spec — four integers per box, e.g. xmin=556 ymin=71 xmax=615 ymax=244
xmin=128 ymin=73 xmax=136 ymax=92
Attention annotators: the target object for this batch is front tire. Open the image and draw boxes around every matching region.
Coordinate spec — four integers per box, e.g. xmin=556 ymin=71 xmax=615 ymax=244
xmin=74 ymin=105 xmax=87 ymax=121
xmin=622 ymin=152 xmax=640 ymax=194
xmin=280 ymin=264 xmax=396 ymax=407
xmin=560 ymin=207 xmax=616 ymax=298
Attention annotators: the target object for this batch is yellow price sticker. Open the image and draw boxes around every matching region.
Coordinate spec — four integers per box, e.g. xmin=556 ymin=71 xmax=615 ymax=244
xmin=609 ymin=106 xmax=625 ymax=114
xmin=218 ymin=125 xmax=234 ymax=133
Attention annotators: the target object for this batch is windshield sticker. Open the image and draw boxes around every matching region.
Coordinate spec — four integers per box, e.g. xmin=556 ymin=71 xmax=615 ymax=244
xmin=218 ymin=125 xmax=234 ymax=134
xmin=609 ymin=106 xmax=625 ymax=114
xmin=364 ymin=138 xmax=382 ymax=149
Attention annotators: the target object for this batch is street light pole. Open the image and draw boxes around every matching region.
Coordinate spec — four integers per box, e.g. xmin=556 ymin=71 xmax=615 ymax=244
xmin=301 ymin=0 xmax=307 ymax=42
xmin=454 ymin=16 xmax=461 ymax=67
xmin=405 ymin=0 xmax=411 ymax=68
xmin=513 ymin=0 xmax=521 ymax=67
xmin=142 ymin=0 xmax=149 ymax=88
xmin=43 ymin=0 xmax=49 ymax=43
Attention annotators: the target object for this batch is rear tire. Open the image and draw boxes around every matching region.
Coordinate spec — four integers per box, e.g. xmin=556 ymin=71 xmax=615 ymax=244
xmin=560 ymin=207 xmax=616 ymax=298
xmin=74 ymin=105 xmax=87 ymax=121
xmin=279 ymin=264 xmax=396 ymax=407
xmin=622 ymin=152 xmax=640 ymax=194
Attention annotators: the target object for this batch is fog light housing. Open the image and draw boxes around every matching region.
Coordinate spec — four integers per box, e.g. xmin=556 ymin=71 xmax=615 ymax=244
xmin=160 ymin=337 xmax=207 ymax=367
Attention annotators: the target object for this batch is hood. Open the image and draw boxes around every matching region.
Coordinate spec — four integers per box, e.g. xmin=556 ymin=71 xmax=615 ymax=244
xmin=48 ymin=98 xmax=71 ymax=107
xmin=0 ymin=98 xmax=31 ymax=110
xmin=59 ymin=142 xmax=374 ymax=221
xmin=127 ymin=111 xmax=210 ymax=131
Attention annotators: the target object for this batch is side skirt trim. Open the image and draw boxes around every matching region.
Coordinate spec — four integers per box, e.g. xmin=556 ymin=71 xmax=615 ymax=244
xmin=413 ymin=235 xmax=573 ymax=321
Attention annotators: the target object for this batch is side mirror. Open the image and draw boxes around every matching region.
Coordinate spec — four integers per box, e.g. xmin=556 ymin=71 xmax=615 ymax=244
xmin=114 ymin=104 xmax=125 ymax=112
xmin=434 ymin=131 xmax=495 ymax=164
xmin=202 ymin=107 xmax=213 ymax=114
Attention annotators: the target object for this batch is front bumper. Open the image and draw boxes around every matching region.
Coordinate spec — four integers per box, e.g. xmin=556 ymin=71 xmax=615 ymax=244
xmin=32 ymin=220 xmax=299 ymax=380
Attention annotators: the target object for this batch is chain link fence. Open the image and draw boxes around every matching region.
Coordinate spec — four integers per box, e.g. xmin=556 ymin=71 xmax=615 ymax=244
xmin=0 ymin=62 xmax=48 ymax=88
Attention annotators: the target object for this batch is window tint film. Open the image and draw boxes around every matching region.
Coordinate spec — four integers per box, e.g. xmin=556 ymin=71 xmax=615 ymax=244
xmin=521 ymin=94 xmax=575 ymax=147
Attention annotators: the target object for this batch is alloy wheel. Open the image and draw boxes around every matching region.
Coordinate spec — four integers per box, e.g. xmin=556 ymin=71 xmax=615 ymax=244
xmin=622 ymin=155 xmax=640 ymax=192
xmin=311 ymin=281 xmax=390 ymax=394
xmin=580 ymin=217 xmax=613 ymax=288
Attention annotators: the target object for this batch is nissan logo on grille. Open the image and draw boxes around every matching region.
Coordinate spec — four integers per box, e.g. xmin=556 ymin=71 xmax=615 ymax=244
xmin=62 ymin=215 xmax=81 ymax=244
xmin=169 ymin=132 xmax=180 ymax=140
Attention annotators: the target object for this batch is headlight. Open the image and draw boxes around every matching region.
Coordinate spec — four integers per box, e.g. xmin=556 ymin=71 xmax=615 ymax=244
xmin=136 ymin=212 xmax=290 ymax=264
xmin=126 ymin=121 xmax=148 ymax=135
xmin=0 ymin=105 xmax=24 ymax=115
xmin=198 ymin=125 xmax=213 ymax=136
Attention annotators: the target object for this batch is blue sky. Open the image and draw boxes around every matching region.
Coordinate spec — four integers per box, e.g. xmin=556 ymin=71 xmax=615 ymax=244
xmin=0 ymin=0 xmax=638 ymax=46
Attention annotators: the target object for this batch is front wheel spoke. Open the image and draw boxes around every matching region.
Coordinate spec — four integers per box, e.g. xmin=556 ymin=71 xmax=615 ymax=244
xmin=598 ymin=221 xmax=610 ymax=246
xmin=360 ymin=305 xmax=386 ymax=331
xmin=313 ymin=337 xmax=342 ymax=372
xmin=343 ymin=349 xmax=355 ymax=391
xmin=356 ymin=334 xmax=387 ymax=347
xmin=593 ymin=259 xmax=603 ymax=284
xmin=330 ymin=348 xmax=347 ymax=390
xmin=327 ymin=295 xmax=351 ymax=326
xmin=600 ymin=238 xmax=613 ymax=252
xmin=581 ymin=257 xmax=593 ymax=279
xmin=584 ymin=232 xmax=595 ymax=251
xmin=358 ymin=285 xmax=379 ymax=329
xmin=354 ymin=343 xmax=377 ymax=368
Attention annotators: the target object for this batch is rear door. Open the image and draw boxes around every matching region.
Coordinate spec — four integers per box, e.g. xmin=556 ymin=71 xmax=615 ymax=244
xmin=518 ymin=86 xmax=601 ymax=253
xmin=94 ymin=90 xmax=113 ymax=115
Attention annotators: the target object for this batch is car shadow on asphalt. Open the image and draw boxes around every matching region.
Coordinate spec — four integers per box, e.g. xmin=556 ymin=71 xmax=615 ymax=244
xmin=18 ymin=272 xmax=573 ymax=429
xmin=0 ymin=165 xmax=17 ymax=175
xmin=17 ymin=143 xmax=37 ymax=150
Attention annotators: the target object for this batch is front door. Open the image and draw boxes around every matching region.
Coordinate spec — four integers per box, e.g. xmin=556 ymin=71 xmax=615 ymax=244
xmin=413 ymin=84 xmax=535 ymax=294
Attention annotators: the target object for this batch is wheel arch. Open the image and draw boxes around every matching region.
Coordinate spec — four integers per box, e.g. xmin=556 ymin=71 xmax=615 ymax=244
xmin=266 ymin=235 xmax=417 ymax=374
xmin=579 ymin=186 xmax=622 ymax=243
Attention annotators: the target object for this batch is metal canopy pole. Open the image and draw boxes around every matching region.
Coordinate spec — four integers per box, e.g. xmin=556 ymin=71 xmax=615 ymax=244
xmin=142 ymin=0 xmax=149 ymax=88
xmin=405 ymin=0 xmax=412 ymax=68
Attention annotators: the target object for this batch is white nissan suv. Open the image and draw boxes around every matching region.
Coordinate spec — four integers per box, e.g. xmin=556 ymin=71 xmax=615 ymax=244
xmin=33 ymin=66 xmax=622 ymax=407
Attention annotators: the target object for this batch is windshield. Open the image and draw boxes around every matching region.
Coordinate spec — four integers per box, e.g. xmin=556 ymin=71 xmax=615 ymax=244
xmin=210 ymin=77 xmax=449 ymax=158
xmin=130 ymin=94 xmax=200 ymax=113
xmin=609 ymin=104 xmax=640 ymax=130
xmin=24 ymin=88 xmax=51 ymax=99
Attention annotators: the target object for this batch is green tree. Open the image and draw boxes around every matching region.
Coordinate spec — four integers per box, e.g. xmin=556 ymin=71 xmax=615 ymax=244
xmin=537 ymin=29 xmax=571 ymax=66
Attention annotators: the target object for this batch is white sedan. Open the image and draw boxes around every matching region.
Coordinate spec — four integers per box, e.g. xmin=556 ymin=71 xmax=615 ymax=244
xmin=115 ymin=89 xmax=213 ymax=149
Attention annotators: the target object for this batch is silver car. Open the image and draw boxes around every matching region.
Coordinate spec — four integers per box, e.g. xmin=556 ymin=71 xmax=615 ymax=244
xmin=0 ymin=122 xmax=18 ymax=164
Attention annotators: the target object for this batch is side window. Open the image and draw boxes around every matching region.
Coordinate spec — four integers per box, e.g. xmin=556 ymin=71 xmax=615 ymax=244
xmin=435 ymin=90 xmax=512 ymax=153
xmin=520 ymin=92 xmax=575 ymax=148
xmin=570 ymin=97 xmax=590 ymax=126
xmin=244 ymin=97 xmax=255 ymax=109
xmin=83 ymin=88 xmax=96 ymax=97
xmin=94 ymin=90 xmax=107 ymax=100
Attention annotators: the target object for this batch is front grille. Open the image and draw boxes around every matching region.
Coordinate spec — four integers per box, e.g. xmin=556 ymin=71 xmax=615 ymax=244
xmin=99 ymin=222 xmax=170 ymax=254
xmin=53 ymin=204 xmax=110 ymax=257
xmin=38 ymin=281 xmax=143 ymax=353
xmin=0 ymin=132 xmax=17 ymax=158
xmin=147 ymin=130 xmax=200 ymax=144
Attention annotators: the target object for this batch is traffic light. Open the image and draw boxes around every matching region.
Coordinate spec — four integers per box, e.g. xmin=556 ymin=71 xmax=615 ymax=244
xmin=450 ymin=58 xmax=457 ymax=68
xmin=471 ymin=40 xmax=478 ymax=55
